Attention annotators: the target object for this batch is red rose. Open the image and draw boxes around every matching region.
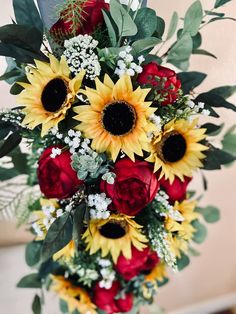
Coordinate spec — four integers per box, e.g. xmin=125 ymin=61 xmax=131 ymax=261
xmin=137 ymin=62 xmax=181 ymax=105
xmin=93 ymin=281 xmax=133 ymax=314
xmin=159 ymin=176 xmax=192 ymax=204
xmin=37 ymin=146 xmax=83 ymax=199
xmin=100 ymin=159 xmax=159 ymax=216
xmin=115 ymin=246 xmax=160 ymax=280
xmin=50 ymin=0 xmax=109 ymax=43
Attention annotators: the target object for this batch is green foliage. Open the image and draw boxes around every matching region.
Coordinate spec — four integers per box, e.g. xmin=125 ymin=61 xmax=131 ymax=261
xmin=72 ymin=202 xmax=87 ymax=247
xmin=26 ymin=241 xmax=42 ymax=267
xmin=196 ymin=92 xmax=236 ymax=113
xmin=166 ymin=12 xmax=178 ymax=40
xmin=17 ymin=273 xmax=42 ymax=288
xmin=209 ymin=85 xmax=236 ymax=99
xmin=32 ymin=294 xmax=42 ymax=314
xmin=203 ymin=145 xmax=235 ymax=170
xmin=110 ymin=0 xmax=137 ymax=38
xmin=0 ymin=132 xmax=22 ymax=158
xmin=192 ymin=32 xmax=202 ymax=49
xmin=222 ymin=126 xmax=236 ymax=157
xmin=0 ymin=57 xmax=26 ymax=85
xmin=41 ymin=212 xmax=73 ymax=261
xmin=176 ymin=253 xmax=190 ymax=271
xmin=192 ymin=220 xmax=208 ymax=244
xmin=132 ymin=37 xmax=161 ymax=56
xmin=156 ymin=16 xmax=165 ymax=39
xmin=177 ymin=71 xmax=207 ymax=94
xmin=13 ymin=0 xmax=43 ymax=34
xmin=167 ymin=33 xmax=193 ymax=70
xmin=102 ymin=10 xmax=117 ymax=46
xmin=192 ymin=49 xmax=217 ymax=59
xmin=60 ymin=299 xmax=69 ymax=313
xmin=183 ymin=1 xmax=203 ymax=36
xmin=201 ymin=123 xmax=224 ymax=136
xmin=214 ymin=0 xmax=232 ymax=8
xmin=133 ymin=8 xmax=157 ymax=40
xmin=196 ymin=206 xmax=221 ymax=223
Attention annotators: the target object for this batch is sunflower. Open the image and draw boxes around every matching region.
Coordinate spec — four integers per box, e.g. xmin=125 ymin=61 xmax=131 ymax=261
xmin=53 ymin=240 xmax=76 ymax=261
xmin=146 ymin=118 xmax=208 ymax=183
xmin=17 ymin=54 xmax=85 ymax=137
xmin=82 ymin=214 xmax=148 ymax=263
xmin=165 ymin=200 xmax=199 ymax=258
xmin=73 ymin=74 xmax=157 ymax=161
xmin=51 ymin=276 xmax=97 ymax=314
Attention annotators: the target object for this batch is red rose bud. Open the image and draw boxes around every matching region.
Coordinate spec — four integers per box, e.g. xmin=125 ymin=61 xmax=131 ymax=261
xmin=115 ymin=246 xmax=160 ymax=280
xmin=137 ymin=62 xmax=181 ymax=106
xmin=159 ymin=176 xmax=192 ymax=204
xmin=100 ymin=158 xmax=159 ymax=216
xmin=50 ymin=0 xmax=109 ymax=44
xmin=93 ymin=281 xmax=133 ymax=314
xmin=37 ymin=146 xmax=83 ymax=199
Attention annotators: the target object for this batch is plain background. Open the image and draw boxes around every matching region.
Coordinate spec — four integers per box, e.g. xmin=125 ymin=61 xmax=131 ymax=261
xmin=0 ymin=0 xmax=236 ymax=313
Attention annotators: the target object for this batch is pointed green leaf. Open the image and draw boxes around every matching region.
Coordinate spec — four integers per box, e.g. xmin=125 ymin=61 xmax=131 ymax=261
xmin=102 ymin=10 xmax=117 ymax=46
xmin=166 ymin=11 xmax=178 ymax=40
xmin=0 ymin=132 xmax=22 ymax=158
xmin=183 ymin=1 xmax=203 ymax=36
xmin=73 ymin=202 xmax=86 ymax=246
xmin=156 ymin=16 xmax=165 ymax=39
xmin=32 ymin=294 xmax=41 ymax=314
xmin=214 ymin=0 xmax=232 ymax=9
xmin=133 ymin=8 xmax=157 ymax=40
xmin=132 ymin=37 xmax=161 ymax=55
xmin=177 ymin=71 xmax=207 ymax=93
xmin=196 ymin=92 xmax=236 ymax=112
xmin=192 ymin=220 xmax=207 ymax=244
xmin=222 ymin=125 xmax=236 ymax=157
xmin=193 ymin=49 xmax=217 ymax=59
xmin=25 ymin=241 xmax=42 ymax=267
xmin=17 ymin=273 xmax=42 ymax=288
xmin=209 ymin=85 xmax=236 ymax=99
xmin=201 ymin=123 xmax=224 ymax=136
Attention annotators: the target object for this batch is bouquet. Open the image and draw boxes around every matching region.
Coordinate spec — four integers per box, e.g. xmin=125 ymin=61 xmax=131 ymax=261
xmin=0 ymin=0 xmax=236 ymax=313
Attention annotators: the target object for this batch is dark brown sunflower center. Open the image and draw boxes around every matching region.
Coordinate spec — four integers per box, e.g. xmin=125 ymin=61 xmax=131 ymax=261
xmin=161 ymin=132 xmax=187 ymax=163
xmin=99 ymin=222 xmax=127 ymax=239
xmin=41 ymin=78 xmax=68 ymax=112
xmin=102 ymin=101 xmax=136 ymax=136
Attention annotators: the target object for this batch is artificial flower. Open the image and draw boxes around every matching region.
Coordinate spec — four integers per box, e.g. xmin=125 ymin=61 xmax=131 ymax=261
xmin=50 ymin=0 xmax=109 ymax=44
xmin=93 ymin=281 xmax=133 ymax=314
xmin=137 ymin=62 xmax=181 ymax=105
xmin=100 ymin=158 xmax=159 ymax=216
xmin=17 ymin=54 xmax=85 ymax=137
xmin=74 ymin=74 xmax=157 ymax=161
xmin=146 ymin=119 xmax=208 ymax=183
xmin=53 ymin=240 xmax=76 ymax=261
xmin=51 ymin=276 xmax=97 ymax=314
xmin=115 ymin=246 xmax=159 ymax=280
xmin=82 ymin=213 xmax=148 ymax=263
xmin=37 ymin=146 xmax=84 ymax=199
xmin=159 ymin=176 xmax=192 ymax=204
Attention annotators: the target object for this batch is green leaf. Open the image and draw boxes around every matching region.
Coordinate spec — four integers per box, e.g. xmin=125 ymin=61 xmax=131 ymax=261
xmin=133 ymin=8 xmax=157 ymax=40
xmin=177 ymin=71 xmax=207 ymax=94
xmin=17 ymin=273 xmax=42 ymax=288
xmin=201 ymin=122 xmax=224 ymax=136
xmin=205 ymin=11 xmax=225 ymax=17
xmin=132 ymin=37 xmax=161 ymax=55
xmin=102 ymin=10 xmax=117 ymax=46
xmin=0 ymin=121 xmax=14 ymax=140
xmin=167 ymin=33 xmax=193 ymax=70
xmin=41 ymin=212 xmax=73 ymax=261
xmin=25 ymin=241 xmax=42 ymax=267
xmin=188 ymin=247 xmax=201 ymax=256
xmin=8 ymin=146 xmax=29 ymax=174
xmin=0 ymin=167 xmax=20 ymax=180
xmin=196 ymin=92 xmax=236 ymax=112
xmin=209 ymin=85 xmax=236 ymax=99
xmin=193 ymin=49 xmax=217 ymax=59
xmin=73 ymin=202 xmax=86 ymax=247
xmin=192 ymin=220 xmax=208 ymax=244
xmin=196 ymin=206 xmax=220 ymax=223
xmin=166 ymin=11 xmax=178 ymax=40
xmin=156 ymin=16 xmax=165 ymax=39
xmin=222 ymin=125 xmax=236 ymax=157
xmin=177 ymin=253 xmax=190 ymax=271
xmin=0 ymin=24 xmax=43 ymax=52
xmin=10 ymin=82 xmax=25 ymax=95
xmin=204 ymin=145 xmax=235 ymax=170
xmin=192 ymin=32 xmax=202 ymax=49
xmin=13 ymin=0 xmax=43 ymax=34
xmin=110 ymin=0 xmax=137 ymax=37
xmin=183 ymin=0 xmax=203 ymax=36
xmin=214 ymin=0 xmax=232 ymax=8
xmin=32 ymin=294 xmax=41 ymax=314
xmin=0 ymin=132 xmax=22 ymax=158
xmin=60 ymin=299 xmax=68 ymax=313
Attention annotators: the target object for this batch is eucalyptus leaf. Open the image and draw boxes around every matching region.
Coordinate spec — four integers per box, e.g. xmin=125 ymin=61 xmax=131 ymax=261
xmin=73 ymin=202 xmax=87 ymax=246
xmin=201 ymin=122 xmax=224 ymax=136
xmin=196 ymin=206 xmax=220 ymax=223
xmin=132 ymin=37 xmax=161 ymax=55
xmin=60 ymin=299 xmax=69 ymax=313
xmin=110 ymin=0 xmax=137 ymax=37
xmin=156 ymin=16 xmax=165 ymax=39
xmin=214 ymin=0 xmax=232 ymax=8
xmin=177 ymin=253 xmax=190 ymax=271
xmin=192 ymin=220 xmax=207 ymax=244
xmin=209 ymin=85 xmax=236 ymax=99
xmin=193 ymin=49 xmax=217 ymax=59
xmin=0 ymin=132 xmax=22 ymax=158
xmin=192 ymin=32 xmax=202 ymax=49
xmin=177 ymin=71 xmax=207 ymax=94
xmin=13 ymin=0 xmax=43 ymax=34
xmin=32 ymin=294 xmax=41 ymax=314
xmin=183 ymin=0 xmax=203 ymax=36
xmin=196 ymin=92 xmax=236 ymax=112
xmin=102 ymin=10 xmax=117 ymax=46
xmin=17 ymin=273 xmax=42 ymax=288
xmin=133 ymin=8 xmax=157 ymax=40
xmin=208 ymin=16 xmax=236 ymax=23
xmin=222 ymin=126 xmax=236 ymax=157
xmin=41 ymin=212 xmax=73 ymax=261
xmin=25 ymin=241 xmax=42 ymax=267
xmin=0 ymin=167 xmax=20 ymax=181
xmin=203 ymin=145 xmax=235 ymax=170
xmin=166 ymin=12 xmax=178 ymax=40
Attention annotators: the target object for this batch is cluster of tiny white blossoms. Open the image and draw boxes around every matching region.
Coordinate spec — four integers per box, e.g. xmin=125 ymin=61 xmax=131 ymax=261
xmin=88 ymin=193 xmax=112 ymax=220
xmin=64 ymin=129 xmax=83 ymax=154
xmin=0 ymin=110 xmax=23 ymax=126
xmin=32 ymin=203 xmax=64 ymax=237
xmin=64 ymin=35 xmax=101 ymax=80
xmin=148 ymin=114 xmax=163 ymax=137
xmin=50 ymin=147 xmax=62 ymax=158
xmin=185 ymin=99 xmax=210 ymax=119
xmin=115 ymin=46 xmax=144 ymax=77
xmin=98 ymin=259 xmax=116 ymax=289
